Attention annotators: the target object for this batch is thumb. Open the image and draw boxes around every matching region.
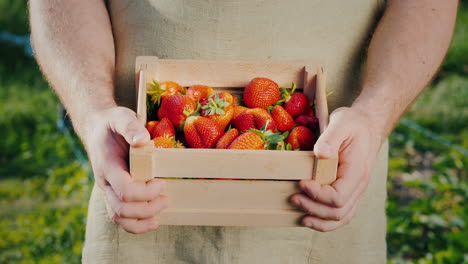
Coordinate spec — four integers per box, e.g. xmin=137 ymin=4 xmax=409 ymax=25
xmin=109 ymin=107 xmax=151 ymax=147
xmin=313 ymin=113 xmax=349 ymax=159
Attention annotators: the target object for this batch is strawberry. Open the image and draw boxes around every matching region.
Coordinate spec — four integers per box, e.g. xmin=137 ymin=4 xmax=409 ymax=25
xmin=234 ymin=108 xmax=277 ymax=133
xmin=200 ymin=94 xmax=234 ymax=130
xmin=243 ymin=77 xmax=280 ymax=109
xmin=216 ymin=128 xmax=239 ymax=149
xmin=218 ymin=92 xmax=234 ymax=105
xmin=152 ymin=136 xmax=185 ymax=148
xmin=146 ymin=121 xmax=158 ymax=137
xmin=286 ymin=126 xmax=315 ymax=150
xmin=152 ymin=117 xmax=176 ymax=138
xmin=295 ymin=115 xmax=319 ymax=131
xmin=148 ymin=80 xmax=186 ymax=105
xmin=228 ymin=125 xmax=288 ymax=150
xmin=184 ymin=116 xmax=224 ymax=148
xmin=157 ymin=94 xmax=196 ymax=128
xmin=284 ymin=92 xmax=310 ymax=117
xmin=228 ymin=132 xmax=265 ymax=150
xmin=232 ymin=105 xmax=249 ymax=124
xmin=187 ymin=85 xmax=213 ymax=101
xmin=271 ymin=105 xmax=295 ymax=132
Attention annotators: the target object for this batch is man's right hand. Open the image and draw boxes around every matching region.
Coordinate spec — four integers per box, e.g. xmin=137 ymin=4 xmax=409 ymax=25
xmin=82 ymin=106 xmax=167 ymax=234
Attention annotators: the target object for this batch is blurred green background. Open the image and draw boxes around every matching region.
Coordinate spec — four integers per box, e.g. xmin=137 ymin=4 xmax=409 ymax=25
xmin=0 ymin=1 xmax=466 ymax=263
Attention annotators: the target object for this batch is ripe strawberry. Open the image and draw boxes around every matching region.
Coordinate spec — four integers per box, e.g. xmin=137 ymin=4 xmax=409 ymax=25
xmin=148 ymin=80 xmax=186 ymax=105
xmin=187 ymin=85 xmax=213 ymax=101
xmin=184 ymin=116 xmax=224 ymax=148
xmin=152 ymin=118 xmax=175 ymax=138
xmin=152 ymin=136 xmax=185 ymax=148
xmin=146 ymin=121 xmax=159 ymax=137
xmin=232 ymin=105 xmax=249 ymax=124
xmin=295 ymin=115 xmax=319 ymax=131
xmin=286 ymin=126 xmax=315 ymax=150
xmin=271 ymin=105 xmax=295 ymax=132
xmin=234 ymin=108 xmax=277 ymax=133
xmin=284 ymin=92 xmax=310 ymax=117
xmin=200 ymin=94 xmax=234 ymax=130
xmin=157 ymin=94 xmax=196 ymax=128
xmin=228 ymin=132 xmax=265 ymax=150
xmin=243 ymin=77 xmax=280 ymax=109
xmin=228 ymin=127 xmax=288 ymax=150
xmin=218 ymin=92 xmax=234 ymax=105
xmin=216 ymin=128 xmax=239 ymax=149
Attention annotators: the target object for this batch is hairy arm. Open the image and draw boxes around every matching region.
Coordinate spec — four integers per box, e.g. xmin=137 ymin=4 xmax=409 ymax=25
xmin=291 ymin=0 xmax=458 ymax=231
xmin=30 ymin=0 xmax=167 ymax=234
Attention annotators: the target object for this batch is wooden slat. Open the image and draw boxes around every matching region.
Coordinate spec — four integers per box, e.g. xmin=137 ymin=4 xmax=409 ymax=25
xmin=149 ymin=148 xmax=315 ymax=180
xmin=129 ymin=146 xmax=154 ymax=182
xmin=160 ymin=208 xmax=304 ymax=226
xmin=162 ymin=179 xmax=299 ymax=210
xmin=315 ymin=66 xmax=329 ymax=134
xmin=313 ymin=157 xmax=338 ymax=185
xmin=136 ymin=56 xmax=320 ymax=88
xmin=136 ymin=70 xmax=147 ymax=124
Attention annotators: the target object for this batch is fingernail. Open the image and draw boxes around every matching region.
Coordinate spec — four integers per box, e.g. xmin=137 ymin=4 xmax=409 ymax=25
xmin=132 ymin=131 xmax=147 ymax=144
xmin=315 ymin=144 xmax=332 ymax=158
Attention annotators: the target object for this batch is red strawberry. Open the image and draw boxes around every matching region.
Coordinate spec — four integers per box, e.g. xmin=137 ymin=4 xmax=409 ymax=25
xmin=216 ymin=128 xmax=240 ymax=149
xmin=148 ymin=80 xmax=186 ymax=105
xmin=200 ymin=94 xmax=234 ymax=130
xmin=184 ymin=116 xmax=224 ymax=148
xmin=146 ymin=121 xmax=158 ymax=138
xmin=234 ymin=108 xmax=277 ymax=133
xmin=295 ymin=115 xmax=319 ymax=131
xmin=228 ymin=128 xmax=288 ymax=150
xmin=218 ymin=92 xmax=234 ymax=105
xmin=232 ymin=105 xmax=249 ymax=124
xmin=284 ymin=92 xmax=310 ymax=117
xmin=152 ymin=118 xmax=176 ymax=138
xmin=152 ymin=136 xmax=185 ymax=148
xmin=286 ymin=126 xmax=315 ymax=150
xmin=228 ymin=132 xmax=265 ymax=150
xmin=243 ymin=77 xmax=280 ymax=109
xmin=271 ymin=105 xmax=295 ymax=132
xmin=187 ymin=85 xmax=213 ymax=101
xmin=157 ymin=94 xmax=196 ymax=128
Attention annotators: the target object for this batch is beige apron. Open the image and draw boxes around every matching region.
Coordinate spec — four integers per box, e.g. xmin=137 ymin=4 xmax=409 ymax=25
xmin=83 ymin=1 xmax=388 ymax=263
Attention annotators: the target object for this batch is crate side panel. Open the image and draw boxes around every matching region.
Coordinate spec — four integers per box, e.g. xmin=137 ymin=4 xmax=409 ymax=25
xmin=151 ymin=149 xmax=315 ymax=180
xmin=163 ymin=179 xmax=299 ymax=210
xmin=160 ymin=208 xmax=304 ymax=226
xmin=153 ymin=59 xmax=320 ymax=88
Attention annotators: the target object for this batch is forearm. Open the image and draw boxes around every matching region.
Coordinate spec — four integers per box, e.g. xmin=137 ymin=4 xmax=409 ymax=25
xmin=29 ymin=0 xmax=116 ymax=138
xmin=353 ymin=0 xmax=458 ymax=141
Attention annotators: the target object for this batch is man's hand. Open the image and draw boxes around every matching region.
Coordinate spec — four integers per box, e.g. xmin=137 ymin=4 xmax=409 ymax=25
xmin=290 ymin=107 xmax=384 ymax=232
xmin=83 ymin=106 xmax=168 ymax=234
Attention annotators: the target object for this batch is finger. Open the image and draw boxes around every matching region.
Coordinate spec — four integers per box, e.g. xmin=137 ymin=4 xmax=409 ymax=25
xmin=301 ymin=202 xmax=358 ymax=232
xmin=103 ymin=184 xmax=168 ymax=219
xmin=291 ymin=178 xmax=366 ymax=221
xmin=299 ymin=146 xmax=366 ymax=208
xmin=113 ymin=214 xmax=160 ymax=234
xmin=106 ymin=166 xmax=167 ymax=202
xmin=109 ymin=107 xmax=151 ymax=147
xmin=313 ymin=109 xmax=350 ymax=159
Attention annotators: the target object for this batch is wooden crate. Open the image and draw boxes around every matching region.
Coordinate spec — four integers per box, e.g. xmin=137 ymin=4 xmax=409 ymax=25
xmin=130 ymin=56 xmax=338 ymax=226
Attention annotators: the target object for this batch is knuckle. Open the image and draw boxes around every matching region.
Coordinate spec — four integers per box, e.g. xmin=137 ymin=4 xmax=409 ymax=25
xmin=332 ymin=194 xmax=346 ymax=208
xmin=331 ymin=210 xmax=345 ymax=221
xmin=119 ymin=185 xmax=134 ymax=202
xmin=116 ymin=203 xmax=127 ymax=218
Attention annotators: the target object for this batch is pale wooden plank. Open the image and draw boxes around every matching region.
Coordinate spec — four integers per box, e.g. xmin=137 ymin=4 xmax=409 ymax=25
xmin=162 ymin=179 xmax=299 ymax=210
xmin=129 ymin=147 xmax=154 ymax=182
xmin=136 ymin=56 xmax=320 ymax=88
xmin=150 ymin=148 xmax=315 ymax=180
xmin=160 ymin=208 xmax=304 ymax=226
xmin=136 ymin=70 xmax=147 ymax=124
xmin=315 ymin=66 xmax=329 ymax=134
xmin=313 ymin=157 xmax=338 ymax=185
